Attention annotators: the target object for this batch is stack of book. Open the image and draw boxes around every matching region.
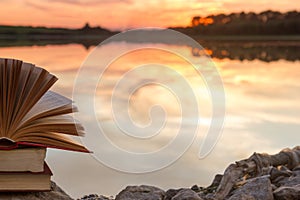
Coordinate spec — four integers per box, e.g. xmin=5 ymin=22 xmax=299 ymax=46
xmin=0 ymin=58 xmax=89 ymax=191
xmin=0 ymin=147 xmax=51 ymax=191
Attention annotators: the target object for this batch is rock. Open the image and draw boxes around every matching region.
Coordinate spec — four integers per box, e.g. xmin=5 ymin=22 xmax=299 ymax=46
xmin=293 ymin=164 xmax=300 ymax=171
xmin=164 ymin=189 xmax=181 ymax=200
xmin=228 ymin=176 xmax=273 ymax=200
xmin=191 ymin=185 xmax=200 ymax=192
xmin=115 ymin=185 xmax=165 ymax=200
xmin=77 ymin=147 xmax=300 ymax=200
xmin=208 ymin=174 xmax=223 ymax=188
xmin=293 ymin=169 xmax=300 ymax=176
xmin=227 ymin=193 xmax=256 ymax=200
xmin=273 ymin=185 xmax=300 ymax=200
xmin=80 ymin=194 xmax=99 ymax=199
xmin=79 ymin=194 xmax=113 ymax=200
xmin=164 ymin=188 xmax=204 ymax=200
xmin=0 ymin=182 xmax=73 ymax=200
xmin=277 ymin=174 xmax=300 ymax=187
xmin=170 ymin=189 xmax=203 ymax=200
xmin=197 ymin=192 xmax=206 ymax=200
xmin=204 ymin=193 xmax=215 ymax=200
xmin=271 ymin=165 xmax=300 ymax=188
xmin=270 ymin=167 xmax=292 ymax=183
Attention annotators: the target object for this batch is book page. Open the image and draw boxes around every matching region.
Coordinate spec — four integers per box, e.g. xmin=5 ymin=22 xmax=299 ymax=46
xmin=15 ymin=132 xmax=89 ymax=152
xmin=0 ymin=60 xmax=4 ymax=136
xmin=9 ymin=62 xmax=34 ymax=127
xmin=14 ymin=114 xmax=85 ymax=138
xmin=0 ymin=59 xmax=22 ymax=137
xmin=20 ymin=91 xmax=75 ymax=126
xmin=0 ymin=59 xmax=8 ymax=137
xmin=6 ymin=61 xmax=58 ymax=137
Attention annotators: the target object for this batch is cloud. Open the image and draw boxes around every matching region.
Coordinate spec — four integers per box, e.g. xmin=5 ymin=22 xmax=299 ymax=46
xmin=48 ymin=0 xmax=133 ymax=6
xmin=25 ymin=1 xmax=50 ymax=11
xmin=24 ymin=0 xmax=133 ymax=11
xmin=4 ymin=0 xmax=300 ymax=30
xmin=221 ymin=0 xmax=298 ymax=13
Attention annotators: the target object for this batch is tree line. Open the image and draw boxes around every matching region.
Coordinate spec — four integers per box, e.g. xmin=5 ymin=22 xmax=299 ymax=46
xmin=173 ymin=10 xmax=300 ymax=35
xmin=0 ymin=23 xmax=114 ymax=36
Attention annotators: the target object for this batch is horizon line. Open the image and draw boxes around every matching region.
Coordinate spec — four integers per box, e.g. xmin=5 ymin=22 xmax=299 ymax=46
xmin=0 ymin=9 xmax=299 ymax=32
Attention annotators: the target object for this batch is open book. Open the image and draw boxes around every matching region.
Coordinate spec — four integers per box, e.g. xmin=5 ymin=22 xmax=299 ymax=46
xmin=0 ymin=58 xmax=88 ymax=152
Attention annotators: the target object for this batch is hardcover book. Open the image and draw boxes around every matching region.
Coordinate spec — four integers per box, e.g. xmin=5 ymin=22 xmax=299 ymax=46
xmin=0 ymin=162 xmax=52 ymax=191
xmin=0 ymin=147 xmax=46 ymax=172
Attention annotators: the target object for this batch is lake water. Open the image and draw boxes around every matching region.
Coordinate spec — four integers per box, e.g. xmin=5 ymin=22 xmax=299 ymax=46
xmin=0 ymin=39 xmax=300 ymax=198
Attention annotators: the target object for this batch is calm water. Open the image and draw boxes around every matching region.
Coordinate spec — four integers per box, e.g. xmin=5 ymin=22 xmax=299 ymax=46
xmin=0 ymin=41 xmax=300 ymax=198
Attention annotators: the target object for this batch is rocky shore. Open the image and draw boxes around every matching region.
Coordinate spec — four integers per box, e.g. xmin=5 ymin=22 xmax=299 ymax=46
xmin=2 ymin=147 xmax=299 ymax=200
xmin=79 ymin=146 xmax=300 ymax=200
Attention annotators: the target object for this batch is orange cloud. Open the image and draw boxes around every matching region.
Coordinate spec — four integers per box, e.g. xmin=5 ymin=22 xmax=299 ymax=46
xmin=0 ymin=0 xmax=299 ymax=30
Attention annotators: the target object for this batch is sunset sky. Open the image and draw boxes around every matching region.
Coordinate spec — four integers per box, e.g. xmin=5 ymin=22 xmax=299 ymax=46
xmin=1 ymin=0 xmax=299 ymax=31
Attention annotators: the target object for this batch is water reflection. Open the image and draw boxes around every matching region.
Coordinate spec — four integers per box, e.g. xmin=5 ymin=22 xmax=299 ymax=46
xmin=1 ymin=38 xmax=300 ymax=62
xmin=192 ymin=41 xmax=300 ymax=62
xmin=0 ymin=41 xmax=299 ymax=198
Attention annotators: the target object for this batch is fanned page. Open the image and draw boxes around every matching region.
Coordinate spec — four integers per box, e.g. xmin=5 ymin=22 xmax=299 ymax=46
xmin=20 ymin=91 xmax=75 ymax=126
xmin=9 ymin=64 xmax=58 ymax=135
xmin=0 ymin=59 xmax=22 ymax=138
xmin=16 ymin=132 xmax=89 ymax=152
xmin=0 ymin=59 xmax=58 ymax=137
xmin=14 ymin=114 xmax=85 ymax=137
xmin=0 ymin=58 xmax=89 ymax=152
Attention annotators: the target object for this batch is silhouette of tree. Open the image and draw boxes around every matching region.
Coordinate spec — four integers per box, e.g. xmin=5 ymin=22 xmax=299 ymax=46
xmin=82 ymin=22 xmax=91 ymax=30
xmin=186 ymin=10 xmax=300 ymax=35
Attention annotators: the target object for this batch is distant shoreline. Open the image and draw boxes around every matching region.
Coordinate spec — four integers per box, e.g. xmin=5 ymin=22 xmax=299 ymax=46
xmin=1 ymin=34 xmax=300 ymax=41
xmin=1 ymin=33 xmax=300 ymax=63
xmin=1 ymin=33 xmax=300 ymax=49
xmin=1 ymin=23 xmax=300 ymax=42
xmin=190 ymin=35 xmax=300 ymax=41
xmin=0 ymin=34 xmax=113 ymax=40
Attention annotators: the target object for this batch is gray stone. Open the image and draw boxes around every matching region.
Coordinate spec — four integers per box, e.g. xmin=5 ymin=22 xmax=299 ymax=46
xmin=164 ymin=189 xmax=181 ymax=200
xmin=277 ymin=174 xmax=300 ymax=187
xmin=273 ymin=184 xmax=300 ymax=200
xmin=191 ymin=185 xmax=200 ymax=192
xmin=115 ymin=185 xmax=165 ymax=200
xmin=79 ymin=194 xmax=113 ymax=200
xmin=197 ymin=191 xmax=206 ymax=200
xmin=171 ymin=189 xmax=202 ymax=200
xmin=293 ymin=164 xmax=300 ymax=171
xmin=0 ymin=182 xmax=73 ymax=200
xmin=204 ymin=193 xmax=214 ymax=200
xmin=228 ymin=176 xmax=273 ymax=200
xmin=208 ymin=174 xmax=223 ymax=188
xmin=227 ymin=193 xmax=256 ymax=200
xmin=270 ymin=167 xmax=292 ymax=183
